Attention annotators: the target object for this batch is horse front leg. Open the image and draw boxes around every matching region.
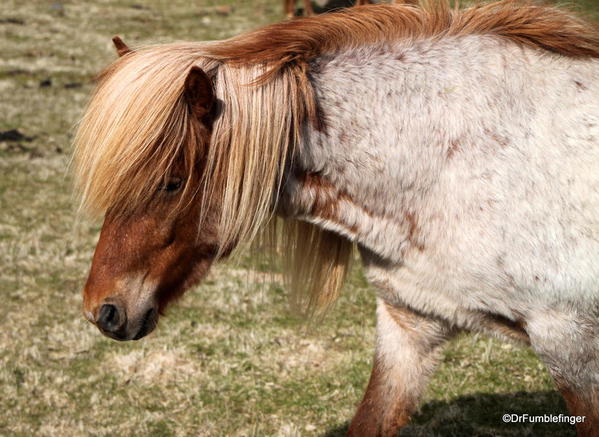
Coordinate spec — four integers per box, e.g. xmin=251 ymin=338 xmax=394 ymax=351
xmin=348 ymin=299 xmax=455 ymax=437
xmin=527 ymin=312 xmax=599 ymax=437
xmin=559 ymin=387 xmax=599 ymax=437
xmin=303 ymin=0 xmax=314 ymax=16
xmin=285 ymin=0 xmax=295 ymax=18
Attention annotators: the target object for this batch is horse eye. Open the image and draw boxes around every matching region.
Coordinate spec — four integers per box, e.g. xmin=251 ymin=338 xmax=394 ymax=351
xmin=160 ymin=177 xmax=183 ymax=193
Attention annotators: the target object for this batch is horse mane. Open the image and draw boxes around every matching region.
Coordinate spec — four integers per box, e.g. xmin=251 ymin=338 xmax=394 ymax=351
xmin=207 ymin=0 xmax=599 ymax=83
xmin=74 ymin=0 xmax=598 ymax=314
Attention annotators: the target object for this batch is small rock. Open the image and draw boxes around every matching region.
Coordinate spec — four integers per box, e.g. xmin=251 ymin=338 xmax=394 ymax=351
xmin=39 ymin=78 xmax=52 ymax=88
xmin=0 ymin=129 xmax=34 ymax=142
xmin=64 ymin=82 xmax=82 ymax=89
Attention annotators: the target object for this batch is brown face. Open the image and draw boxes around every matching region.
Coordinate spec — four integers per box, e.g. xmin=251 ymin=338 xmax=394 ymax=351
xmin=82 ymin=185 xmax=220 ymax=341
xmin=82 ymin=63 xmax=222 ymax=341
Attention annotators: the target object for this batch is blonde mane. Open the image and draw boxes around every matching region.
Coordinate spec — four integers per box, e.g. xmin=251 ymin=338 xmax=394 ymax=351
xmin=74 ymin=0 xmax=598 ymax=314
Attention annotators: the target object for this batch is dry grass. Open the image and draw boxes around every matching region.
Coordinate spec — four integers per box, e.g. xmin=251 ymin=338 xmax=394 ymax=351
xmin=1 ymin=0 xmax=595 ymax=436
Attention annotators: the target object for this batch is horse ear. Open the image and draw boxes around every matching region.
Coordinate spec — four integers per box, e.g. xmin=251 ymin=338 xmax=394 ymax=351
xmin=184 ymin=66 xmax=214 ymax=120
xmin=112 ymin=36 xmax=132 ymax=57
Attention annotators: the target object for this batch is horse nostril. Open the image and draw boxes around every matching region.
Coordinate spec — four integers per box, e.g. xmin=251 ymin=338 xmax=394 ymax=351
xmin=96 ymin=303 xmax=125 ymax=333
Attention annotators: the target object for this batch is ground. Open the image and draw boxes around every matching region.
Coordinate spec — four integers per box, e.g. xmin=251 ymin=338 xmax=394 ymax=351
xmin=0 ymin=1 xmax=597 ymax=436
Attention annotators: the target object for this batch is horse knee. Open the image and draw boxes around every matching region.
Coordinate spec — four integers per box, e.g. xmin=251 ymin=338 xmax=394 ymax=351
xmin=348 ymin=300 xmax=455 ymax=436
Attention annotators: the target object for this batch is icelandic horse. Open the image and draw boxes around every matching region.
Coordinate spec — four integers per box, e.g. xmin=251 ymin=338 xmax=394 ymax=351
xmin=75 ymin=1 xmax=599 ymax=436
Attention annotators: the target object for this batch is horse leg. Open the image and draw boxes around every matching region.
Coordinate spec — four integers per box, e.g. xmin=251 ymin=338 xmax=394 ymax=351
xmin=559 ymin=387 xmax=599 ymax=437
xmin=527 ymin=311 xmax=599 ymax=437
xmin=285 ymin=0 xmax=295 ymax=18
xmin=303 ymin=0 xmax=314 ymax=16
xmin=348 ymin=299 xmax=455 ymax=437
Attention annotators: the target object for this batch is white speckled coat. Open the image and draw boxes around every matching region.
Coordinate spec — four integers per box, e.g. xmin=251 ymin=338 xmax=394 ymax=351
xmin=281 ymin=34 xmax=599 ymax=433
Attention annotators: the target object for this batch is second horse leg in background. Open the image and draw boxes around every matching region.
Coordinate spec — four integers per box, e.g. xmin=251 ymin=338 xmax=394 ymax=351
xmin=285 ymin=0 xmax=315 ymax=17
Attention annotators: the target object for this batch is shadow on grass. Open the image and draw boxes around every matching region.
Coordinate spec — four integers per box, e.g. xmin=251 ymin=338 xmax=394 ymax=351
xmin=324 ymin=390 xmax=577 ymax=436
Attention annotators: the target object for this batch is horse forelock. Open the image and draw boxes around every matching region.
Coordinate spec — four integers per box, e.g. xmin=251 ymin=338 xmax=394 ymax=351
xmin=73 ymin=43 xmax=315 ymax=248
xmin=74 ymin=45 xmax=214 ymax=217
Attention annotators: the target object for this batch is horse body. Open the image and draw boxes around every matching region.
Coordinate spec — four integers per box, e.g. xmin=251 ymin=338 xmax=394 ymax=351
xmin=281 ymin=34 xmax=599 ymax=434
xmin=288 ymin=34 xmax=599 ymax=313
xmin=74 ymin=2 xmax=599 ymax=435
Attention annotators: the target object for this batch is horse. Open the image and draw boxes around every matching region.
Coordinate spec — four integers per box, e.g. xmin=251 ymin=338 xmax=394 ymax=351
xmin=74 ymin=1 xmax=599 ymax=435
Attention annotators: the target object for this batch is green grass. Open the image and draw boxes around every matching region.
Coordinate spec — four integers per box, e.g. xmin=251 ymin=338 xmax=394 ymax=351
xmin=0 ymin=0 xmax=596 ymax=436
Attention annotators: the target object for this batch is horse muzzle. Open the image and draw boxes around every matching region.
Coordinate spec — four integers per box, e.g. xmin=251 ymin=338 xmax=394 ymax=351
xmin=87 ymin=298 xmax=159 ymax=341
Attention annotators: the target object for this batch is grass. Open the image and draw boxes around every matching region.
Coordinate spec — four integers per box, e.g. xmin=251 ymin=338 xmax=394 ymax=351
xmin=0 ymin=0 xmax=596 ymax=436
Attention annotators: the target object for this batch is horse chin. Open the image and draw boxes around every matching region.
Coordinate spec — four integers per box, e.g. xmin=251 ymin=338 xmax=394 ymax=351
xmin=132 ymin=307 xmax=159 ymax=340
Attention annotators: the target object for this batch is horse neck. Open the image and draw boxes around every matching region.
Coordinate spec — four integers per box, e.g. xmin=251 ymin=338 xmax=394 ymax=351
xmin=277 ymin=34 xmax=593 ymax=262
